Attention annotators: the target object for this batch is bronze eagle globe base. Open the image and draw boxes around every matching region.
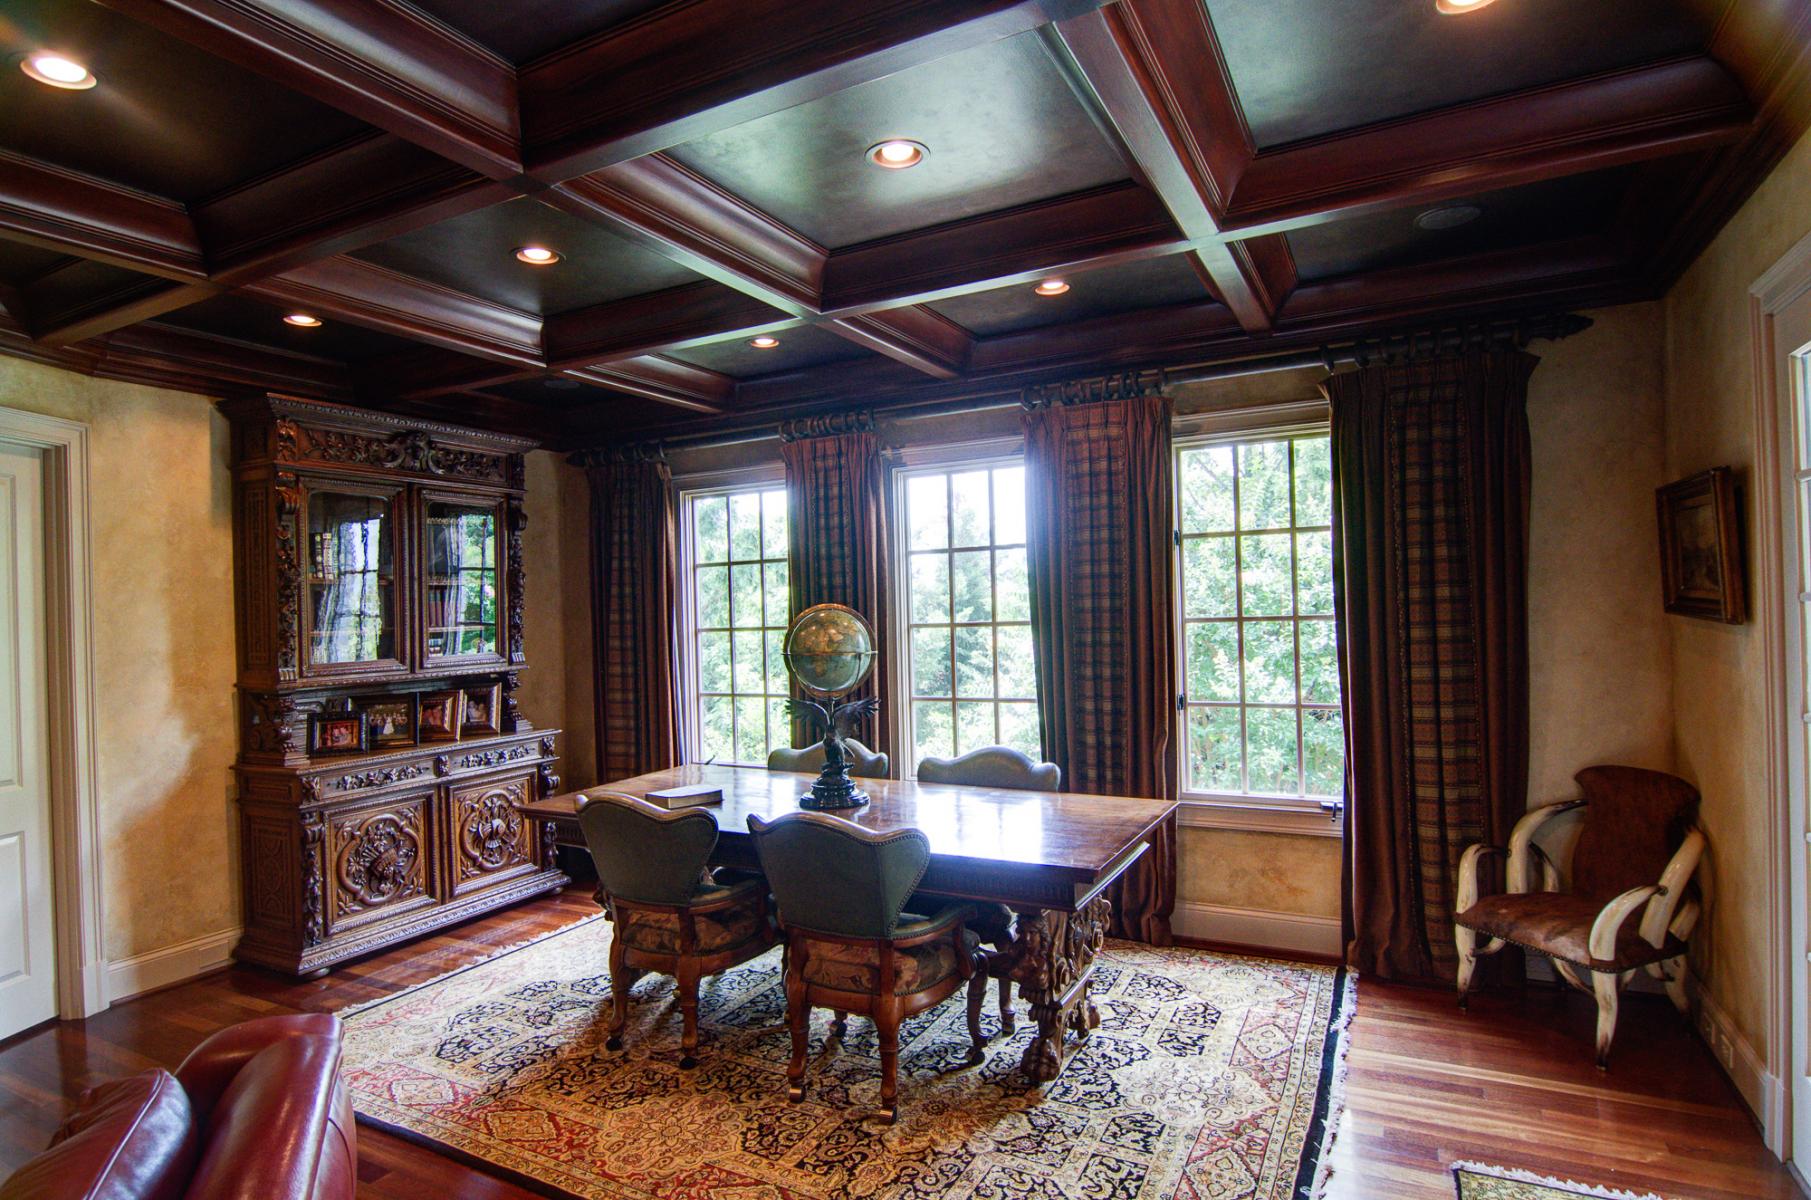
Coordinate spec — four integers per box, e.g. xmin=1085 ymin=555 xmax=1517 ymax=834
xmin=785 ymin=696 xmax=880 ymax=810
xmin=780 ymin=603 xmax=880 ymax=812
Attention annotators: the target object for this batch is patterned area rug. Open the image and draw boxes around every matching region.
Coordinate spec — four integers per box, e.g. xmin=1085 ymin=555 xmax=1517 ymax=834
xmin=1453 ymin=1162 xmax=1677 ymax=1200
xmin=340 ymin=918 xmax=1352 ymax=1199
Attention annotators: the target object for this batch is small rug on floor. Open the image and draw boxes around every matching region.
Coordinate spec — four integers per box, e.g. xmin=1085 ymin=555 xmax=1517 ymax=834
xmin=339 ymin=918 xmax=1353 ymax=1200
xmin=1454 ymin=1162 xmax=1677 ymax=1200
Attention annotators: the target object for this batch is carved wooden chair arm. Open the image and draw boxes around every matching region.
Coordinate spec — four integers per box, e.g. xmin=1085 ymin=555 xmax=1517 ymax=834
xmin=1588 ymin=885 xmax=1660 ymax=961
xmin=1637 ymin=826 xmax=1706 ymax=948
xmin=1508 ymin=799 xmax=1587 ymax=893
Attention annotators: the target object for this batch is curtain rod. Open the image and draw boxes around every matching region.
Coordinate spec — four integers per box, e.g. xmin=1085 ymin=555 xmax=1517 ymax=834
xmin=586 ymin=312 xmax=1591 ymax=458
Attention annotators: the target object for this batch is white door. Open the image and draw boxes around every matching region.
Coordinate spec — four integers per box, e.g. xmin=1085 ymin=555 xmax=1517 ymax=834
xmin=0 ymin=441 xmax=52 ymax=1038
xmin=1776 ymin=290 xmax=1811 ymax=1171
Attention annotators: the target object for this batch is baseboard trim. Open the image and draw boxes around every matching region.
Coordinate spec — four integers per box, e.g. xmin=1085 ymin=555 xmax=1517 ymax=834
xmin=105 ymin=927 xmax=240 ymax=1005
xmin=1173 ymin=901 xmax=1342 ymax=958
xmin=1691 ymin=975 xmax=1784 ymax=1150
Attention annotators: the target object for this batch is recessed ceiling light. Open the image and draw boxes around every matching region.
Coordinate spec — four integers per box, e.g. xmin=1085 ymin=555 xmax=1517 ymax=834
xmin=1434 ymin=0 xmax=1499 ymax=12
xmin=21 ymin=52 xmax=97 ymax=90
xmin=514 ymin=245 xmax=561 ymax=265
xmin=749 ymin=335 xmax=780 ymax=349
xmin=1414 ymin=204 xmax=1483 ymax=231
xmin=867 ymin=139 xmax=927 ymax=170
xmin=1033 ymin=278 xmax=1070 ymax=297
xmin=283 ymin=312 xmax=323 ymax=328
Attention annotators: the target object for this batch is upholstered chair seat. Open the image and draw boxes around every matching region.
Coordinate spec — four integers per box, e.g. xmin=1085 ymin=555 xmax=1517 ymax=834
xmin=801 ymin=914 xmax=981 ymax=995
xmin=767 ymin=738 xmax=889 ymax=778
xmin=912 ymin=745 xmax=1064 ymax=1035
xmin=613 ymin=876 xmax=772 ymax=957
xmin=749 ymin=810 xmax=987 ymax=1123
xmin=1456 ymin=892 xmax=1690 ymax=972
xmin=577 ymin=791 xmax=779 ymax=1069
xmin=1453 ymin=765 xmax=1706 ymax=1068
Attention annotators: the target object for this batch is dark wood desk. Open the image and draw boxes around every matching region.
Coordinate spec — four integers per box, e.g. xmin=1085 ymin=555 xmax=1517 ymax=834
xmin=517 ymin=762 xmax=1176 ymax=1081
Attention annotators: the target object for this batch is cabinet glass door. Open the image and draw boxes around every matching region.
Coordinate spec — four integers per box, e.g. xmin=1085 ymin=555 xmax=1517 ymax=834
xmin=307 ymin=490 xmax=396 ymax=667
xmin=424 ymin=499 xmax=502 ymax=660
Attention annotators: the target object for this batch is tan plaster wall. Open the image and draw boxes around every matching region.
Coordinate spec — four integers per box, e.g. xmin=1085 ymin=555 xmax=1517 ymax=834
xmin=0 ymin=357 xmax=238 ymax=961
xmin=1525 ymin=304 xmax=1675 ymax=807
xmin=517 ymin=451 xmax=597 ymax=786
xmin=1656 ymin=130 xmax=1811 ymax=1064
xmin=1178 ymin=827 xmax=1340 ymax=915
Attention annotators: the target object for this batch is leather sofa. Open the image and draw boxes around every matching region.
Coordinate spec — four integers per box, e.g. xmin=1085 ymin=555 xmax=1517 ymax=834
xmin=0 ymin=1013 xmax=356 ymax=1200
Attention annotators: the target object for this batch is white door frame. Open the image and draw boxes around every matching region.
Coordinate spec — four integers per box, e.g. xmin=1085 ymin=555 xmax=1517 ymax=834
xmin=1748 ymin=236 xmax=1811 ymax=1159
xmin=0 ymin=405 xmax=105 ymax=1020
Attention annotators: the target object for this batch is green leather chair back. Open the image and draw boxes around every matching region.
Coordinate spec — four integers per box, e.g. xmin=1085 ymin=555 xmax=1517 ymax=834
xmin=747 ymin=812 xmax=927 ymax=938
xmin=915 ymin=746 xmax=1060 ymax=791
xmin=577 ymin=791 xmax=718 ymax=906
xmin=767 ymin=738 xmax=890 ymax=778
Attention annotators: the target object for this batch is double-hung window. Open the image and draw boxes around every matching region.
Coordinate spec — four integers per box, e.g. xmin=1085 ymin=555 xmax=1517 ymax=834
xmin=679 ymin=485 xmax=792 ymax=766
xmin=896 ymin=461 xmax=1042 ymax=770
xmin=1174 ymin=430 xmax=1343 ymax=809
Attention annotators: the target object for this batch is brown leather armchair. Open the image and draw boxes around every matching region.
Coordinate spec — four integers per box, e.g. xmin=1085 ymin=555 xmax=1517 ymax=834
xmin=1453 ymin=766 xmax=1706 ymax=1068
xmin=1 ymin=1013 xmax=355 ymax=1200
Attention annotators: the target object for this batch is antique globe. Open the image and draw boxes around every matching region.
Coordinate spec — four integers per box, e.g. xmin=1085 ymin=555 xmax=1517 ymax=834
xmin=782 ymin=603 xmax=876 ymax=699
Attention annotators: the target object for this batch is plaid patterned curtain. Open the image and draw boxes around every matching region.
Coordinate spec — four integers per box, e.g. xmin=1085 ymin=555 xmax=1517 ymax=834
xmin=1328 ymin=349 xmax=1534 ymax=983
xmin=584 ymin=451 xmax=681 ymax=784
xmin=779 ymin=420 xmax=893 ymax=759
xmin=1022 ymin=392 xmax=1178 ymax=945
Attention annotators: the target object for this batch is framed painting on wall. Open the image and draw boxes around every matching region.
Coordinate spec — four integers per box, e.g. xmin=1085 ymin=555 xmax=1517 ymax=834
xmin=1657 ymin=466 xmax=1745 ymax=623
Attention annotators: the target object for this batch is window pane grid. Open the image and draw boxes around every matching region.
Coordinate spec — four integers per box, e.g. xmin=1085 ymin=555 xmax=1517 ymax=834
xmin=686 ymin=487 xmax=791 ymax=766
xmin=1178 ymin=434 xmax=1342 ymax=801
xmin=902 ymin=463 xmax=1040 ymax=766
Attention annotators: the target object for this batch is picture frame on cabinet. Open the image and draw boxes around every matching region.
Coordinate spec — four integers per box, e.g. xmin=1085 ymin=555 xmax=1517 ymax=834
xmin=462 ymin=683 xmax=501 ymax=736
xmin=418 ymin=689 xmax=465 ymax=742
xmin=361 ymin=695 xmax=417 ymax=749
xmin=308 ymin=711 xmax=368 ymax=755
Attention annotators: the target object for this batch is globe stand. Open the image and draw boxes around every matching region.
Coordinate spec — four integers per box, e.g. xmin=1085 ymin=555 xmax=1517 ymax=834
xmin=800 ymin=762 xmax=869 ymax=811
xmin=781 ymin=603 xmax=882 ymax=814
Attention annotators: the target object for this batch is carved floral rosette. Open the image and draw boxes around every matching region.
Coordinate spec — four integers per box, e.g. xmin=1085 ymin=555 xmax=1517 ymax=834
xmin=336 ymin=808 xmax=424 ymax=915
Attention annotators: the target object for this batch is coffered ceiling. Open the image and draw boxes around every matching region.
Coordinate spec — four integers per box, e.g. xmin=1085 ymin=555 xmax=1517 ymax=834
xmin=0 ymin=0 xmax=1806 ymax=447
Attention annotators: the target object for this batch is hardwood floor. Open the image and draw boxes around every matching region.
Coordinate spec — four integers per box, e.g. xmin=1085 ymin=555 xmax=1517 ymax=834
xmin=0 ymin=887 xmax=1799 ymax=1199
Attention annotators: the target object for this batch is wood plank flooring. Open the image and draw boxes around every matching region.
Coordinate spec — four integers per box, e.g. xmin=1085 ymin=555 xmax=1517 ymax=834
xmin=0 ymin=887 xmax=1800 ymax=1199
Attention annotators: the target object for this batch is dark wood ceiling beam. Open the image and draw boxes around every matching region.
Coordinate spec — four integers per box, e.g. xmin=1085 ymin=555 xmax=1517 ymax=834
xmin=199 ymin=133 xmax=519 ymax=281
xmin=688 ymin=238 xmax=1639 ymax=429
xmin=565 ymin=357 xmax=734 ymax=414
xmin=94 ymin=0 xmax=522 ymax=179
xmin=1274 ymin=237 xmax=1631 ymax=336
xmin=544 ymin=281 xmax=788 ymax=370
xmin=548 ymin=158 xmax=823 ymax=314
xmin=0 ymin=151 xmax=205 ymax=280
xmin=245 ymin=257 xmax=541 ymax=366
xmin=520 ymin=0 xmax=1108 ymax=179
xmin=1628 ymin=1 xmax=1811 ymax=287
xmin=829 ymin=307 xmax=973 ymax=378
xmin=95 ymin=321 xmax=355 ymax=400
xmin=820 ymin=182 xmax=1188 ymax=313
xmin=1221 ymin=56 xmax=1754 ymax=237
xmin=1050 ymin=1 xmax=1281 ymax=332
xmin=26 ymin=269 xmax=220 ymax=347
xmin=358 ymin=346 xmax=540 ymax=403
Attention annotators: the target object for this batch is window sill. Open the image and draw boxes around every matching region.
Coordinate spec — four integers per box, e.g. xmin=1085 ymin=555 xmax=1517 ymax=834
xmin=1178 ymin=796 xmax=1344 ymax=838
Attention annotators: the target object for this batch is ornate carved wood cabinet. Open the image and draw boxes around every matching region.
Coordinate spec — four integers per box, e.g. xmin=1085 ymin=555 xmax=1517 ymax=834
xmin=223 ymin=395 xmax=565 ymax=976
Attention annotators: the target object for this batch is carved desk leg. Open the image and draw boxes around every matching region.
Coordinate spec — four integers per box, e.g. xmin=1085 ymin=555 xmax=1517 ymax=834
xmin=1003 ymin=896 xmax=1110 ymax=1083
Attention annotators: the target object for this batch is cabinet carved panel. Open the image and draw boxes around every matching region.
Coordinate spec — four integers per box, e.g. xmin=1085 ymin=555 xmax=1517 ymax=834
xmin=454 ymin=776 xmax=531 ymax=888
xmin=333 ymin=802 xmax=429 ymax=923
